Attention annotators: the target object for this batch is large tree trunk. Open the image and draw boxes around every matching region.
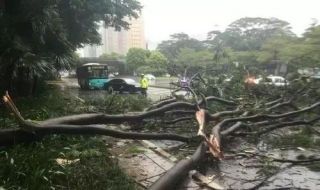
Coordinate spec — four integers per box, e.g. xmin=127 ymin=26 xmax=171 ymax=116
xmin=149 ymin=142 xmax=208 ymax=190
xmin=31 ymin=74 xmax=38 ymax=95
xmin=17 ymin=66 xmax=24 ymax=96
xmin=3 ymin=64 xmax=16 ymax=95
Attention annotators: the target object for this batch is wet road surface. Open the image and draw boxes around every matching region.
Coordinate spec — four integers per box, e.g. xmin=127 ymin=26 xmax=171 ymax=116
xmin=60 ymin=77 xmax=177 ymax=102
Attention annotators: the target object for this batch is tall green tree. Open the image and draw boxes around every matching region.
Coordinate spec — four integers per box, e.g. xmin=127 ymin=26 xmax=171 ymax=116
xmin=99 ymin=52 xmax=125 ymax=60
xmin=135 ymin=51 xmax=168 ymax=76
xmin=173 ymin=48 xmax=213 ymax=75
xmin=0 ymin=0 xmax=142 ymax=94
xmin=157 ymin=33 xmax=205 ymax=62
xmin=208 ymin=17 xmax=295 ymax=52
xmin=147 ymin=51 xmax=168 ymax=69
xmin=257 ymin=37 xmax=294 ymax=63
xmin=126 ymin=48 xmax=148 ymax=72
xmin=230 ymin=51 xmax=259 ymax=66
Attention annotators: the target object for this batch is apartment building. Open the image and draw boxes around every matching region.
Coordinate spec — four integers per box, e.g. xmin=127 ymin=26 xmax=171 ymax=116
xmin=83 ymin=12 xmax=146 ymax=57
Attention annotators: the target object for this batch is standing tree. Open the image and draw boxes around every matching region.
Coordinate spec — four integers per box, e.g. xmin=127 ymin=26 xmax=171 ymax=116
xmin=126 ymin=48 xmax=148 ymax=73
xmin=157 ymin=33 xmax=205 ymax=62
xmin=0 ymin=0 xmax=142 ymax=95
xmin=136 ymin=51 xmax=169 ymax=76
xmin=99 ymin=52 xmax=125 ymax=60
xmin=209 ymin=17 xmax=295 ymax=52
xmin=147 ymin=51 xmax=168 ymax=69
xmin=173 ymin=48 xmax=213 ymax=76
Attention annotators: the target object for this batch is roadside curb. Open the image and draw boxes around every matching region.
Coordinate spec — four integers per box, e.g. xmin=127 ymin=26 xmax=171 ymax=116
xmin=140 ymin=140 xmax=178 ymax=163
xmin=139 ymin=140 xmax=225 ymax=189
xmin=148 ymin=85 xmax=171 ymax=89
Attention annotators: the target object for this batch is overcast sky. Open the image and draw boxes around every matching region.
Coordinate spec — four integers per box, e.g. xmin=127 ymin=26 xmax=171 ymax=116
xmin=139 ymin=0 xmax=320 ymax=42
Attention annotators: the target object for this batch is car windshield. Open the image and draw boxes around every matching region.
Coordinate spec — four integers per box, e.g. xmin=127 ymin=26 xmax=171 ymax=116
xmin=124 ymin=79 xmax=136 ymax=84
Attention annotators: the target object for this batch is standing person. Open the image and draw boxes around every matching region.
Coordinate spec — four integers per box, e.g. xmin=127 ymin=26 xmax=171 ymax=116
xmin=140 ymin=74 xmax=148 ymax=97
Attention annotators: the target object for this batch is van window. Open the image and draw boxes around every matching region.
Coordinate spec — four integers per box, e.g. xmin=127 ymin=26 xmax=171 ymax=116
xmin=274 ymin=78 xmax=281 ymax=83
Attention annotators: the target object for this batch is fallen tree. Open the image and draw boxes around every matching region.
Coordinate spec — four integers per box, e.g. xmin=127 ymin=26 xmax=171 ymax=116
xmin=149 ymin=142 xmax=208 ymax=190
xmin=1 ymin=69 xmax=320 ymax=189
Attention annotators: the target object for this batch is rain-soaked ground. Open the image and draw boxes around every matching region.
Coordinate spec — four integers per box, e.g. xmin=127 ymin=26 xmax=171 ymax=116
xmin=59 ymin=77 xmax=178 ymax=102
xmin=213 ymin=138 xmax=320 ymax=189
xmin=151 ymin=137 xmax=320 ymax=189
xmin=55 ymin=77 xmax=320 ymax=189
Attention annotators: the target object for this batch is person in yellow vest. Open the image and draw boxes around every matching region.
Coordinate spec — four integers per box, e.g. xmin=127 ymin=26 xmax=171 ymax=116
xmin=140 ymin=74 xmax=148 ymax=97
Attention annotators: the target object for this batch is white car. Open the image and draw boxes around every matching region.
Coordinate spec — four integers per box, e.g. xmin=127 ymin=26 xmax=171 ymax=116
xmin=145 ymin=74 xmax=156 ymax=80
xmin=254 ymin=76 xmax=289 ymax=87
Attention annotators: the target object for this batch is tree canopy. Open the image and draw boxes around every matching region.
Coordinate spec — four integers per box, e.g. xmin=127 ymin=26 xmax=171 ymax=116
xmin=126 ymin=48 xmax=148 ymax=71
xmin=157 ymin=17 xmax=320 ymax=76
xmin=147 ymin=51 xmax=168 ymax=69
xmin=0 ymin=0 xmax=142 ymax=94
xmin=157 ymin=33 xmax=205 ymax=62
xmin=99 ymin=52 xmax=125 ymax=60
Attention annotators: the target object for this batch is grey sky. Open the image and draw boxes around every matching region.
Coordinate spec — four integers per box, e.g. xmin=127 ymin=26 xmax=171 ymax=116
xmin=139 ymin=0 xmax=320 ymax=42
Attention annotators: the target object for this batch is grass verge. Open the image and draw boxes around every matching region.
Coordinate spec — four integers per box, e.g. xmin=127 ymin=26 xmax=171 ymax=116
xmin=0 ymin=86 xmax=138 ymax=190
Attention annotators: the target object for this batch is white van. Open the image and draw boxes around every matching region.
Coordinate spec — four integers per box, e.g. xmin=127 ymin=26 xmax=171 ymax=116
xmin=254 ymin=76 xmax=289 ymax=87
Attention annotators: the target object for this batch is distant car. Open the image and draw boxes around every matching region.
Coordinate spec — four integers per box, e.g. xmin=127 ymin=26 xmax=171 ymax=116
xmin=109 ymin=73 xmax=115 ymax=78
xmin=310 ymin=74 xmax=320 ymax=80
xmin=145 ymin=74 xmax=155 ymax=80
xmin=104 ymin=78 xmax=141 ymax=94
xmin=254 ymin=76 xmax=289 ymax=87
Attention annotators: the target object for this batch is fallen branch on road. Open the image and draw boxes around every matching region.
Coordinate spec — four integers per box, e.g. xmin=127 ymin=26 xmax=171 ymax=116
xmin=0 ymin=125 xmax=191 ymax=146
xmin=41 ymin=95 xmax=237 ymax=125
xmin=148 ymin=142 xmax=208 ymax=190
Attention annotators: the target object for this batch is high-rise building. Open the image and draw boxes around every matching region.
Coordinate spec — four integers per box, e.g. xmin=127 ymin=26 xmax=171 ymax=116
xmin=126 ymin=12 xmax=146 ymax=51
xmin=82 ymin=12 xmax=146 ymax=57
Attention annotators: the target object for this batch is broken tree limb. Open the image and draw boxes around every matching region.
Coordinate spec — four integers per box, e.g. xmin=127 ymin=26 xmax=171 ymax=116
xmin=149 ymin=142 xmax=208 ymax=190
xmin=144 ymin=98 xmax=177 ymax=112
xmin=213 ymin=102 xmax=320 ymax=145
xmin=164 ymin=109 xmax=243 ymax=120
xmin=164 ymin=117 xmax=193 ymax=125
xmin=265 ymin=97 xmax=283 ymax=107
xmin=200 ymin=96 xmax=238 ymax=106
xmin=231 ymin=101 xmax=319 ymax=126
xmin=41 ymin=96 xmax=237 ymax=125
xmin=265 ymin=85 xmax=308 ymax=112
xmin=207 ymin=109 xmax=244 ymax=121
xmin=235 ymin=116 xmax=320 ymax=136
xmin=0 ymin=129 xmax=43 ymax=146
xmin=0 ymin=124 xmax=191 ymax=146
xmin=165 ymin=110 xmax=196 ymax=115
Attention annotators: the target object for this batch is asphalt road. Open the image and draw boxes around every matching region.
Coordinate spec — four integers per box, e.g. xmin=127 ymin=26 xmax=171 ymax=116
xmin=60 ymin=77 xmax=180 ymax=102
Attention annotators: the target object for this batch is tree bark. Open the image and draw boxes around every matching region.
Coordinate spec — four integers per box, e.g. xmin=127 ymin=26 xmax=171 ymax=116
xmin=4 ymin=63 xmax=16 ymax=95
xmin=17 ymin=66 xmax=24 ymax=96
xmin=149 ymin=142 xmax=208 ymax=190
xmin=0 ymin=125 xmax=191 ymax=146
xmin=32 ymin=74 xmax=38 ymax=95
